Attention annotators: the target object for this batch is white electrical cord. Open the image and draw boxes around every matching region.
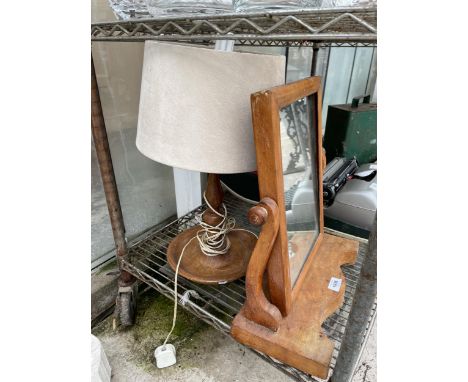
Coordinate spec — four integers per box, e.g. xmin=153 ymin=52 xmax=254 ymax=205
xmin=196 ymin=197 xmax=236 ymax=257
xmin=162 ymin=235 xmax=196 ymax=347
xmin=162 ymin=192 xmax=257 ymax=348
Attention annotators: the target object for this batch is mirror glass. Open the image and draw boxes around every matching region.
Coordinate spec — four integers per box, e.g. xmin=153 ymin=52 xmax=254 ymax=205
xmin=280 ymin=95 xmax=321 ymax=287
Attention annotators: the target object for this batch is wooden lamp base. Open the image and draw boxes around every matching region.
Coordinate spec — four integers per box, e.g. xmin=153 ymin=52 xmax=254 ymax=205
xmin=166 ymin=173 xmax=256 ymax=285
xmin=167 ymin=226 xmax=256 ymax=284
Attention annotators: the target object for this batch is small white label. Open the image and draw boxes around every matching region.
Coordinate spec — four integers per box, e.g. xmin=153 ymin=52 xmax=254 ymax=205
xmin=328 ymin=277 xmax=342 ymax=292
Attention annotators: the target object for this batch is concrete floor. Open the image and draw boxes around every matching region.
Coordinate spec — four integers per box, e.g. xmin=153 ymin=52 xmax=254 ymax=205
xmin=351 ymin=321 xmax=376 ymax=382
xmin=92 ymin=290 xmax=376 ymax=382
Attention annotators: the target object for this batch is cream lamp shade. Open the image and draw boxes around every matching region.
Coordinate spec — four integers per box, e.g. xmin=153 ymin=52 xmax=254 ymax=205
xmin=136 ymin=41 xmax=286 ymax=174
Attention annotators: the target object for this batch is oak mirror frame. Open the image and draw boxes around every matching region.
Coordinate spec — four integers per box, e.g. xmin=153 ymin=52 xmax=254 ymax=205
xmin=250 ymin=76 xmax=324 ymax=316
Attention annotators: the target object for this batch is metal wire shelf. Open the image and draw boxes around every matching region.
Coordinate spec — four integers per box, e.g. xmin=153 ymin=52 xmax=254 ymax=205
xmin=121 ymin=191 xmax=376 ymax=381
xmin=92 ymin=6 xmax=377 ymax=47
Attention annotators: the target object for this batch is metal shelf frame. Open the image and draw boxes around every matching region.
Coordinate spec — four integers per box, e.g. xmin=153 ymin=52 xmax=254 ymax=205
xmin=92 ymin=7 xmax=376 ymax=47
xmin=121 ymin=193 xmax=375 ymax=382
xmin=91 ymin=6 xmax=377 ymax=381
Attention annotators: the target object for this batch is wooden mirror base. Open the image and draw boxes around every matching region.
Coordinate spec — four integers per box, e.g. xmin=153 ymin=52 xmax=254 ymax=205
xmin=231 ymin=233 xmax=359 ymax=379
xmin=167 ymin=225 xmax=257 ymax=285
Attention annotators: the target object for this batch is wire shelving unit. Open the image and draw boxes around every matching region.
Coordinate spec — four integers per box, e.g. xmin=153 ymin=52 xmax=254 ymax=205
xmin=91 ymin=6 xmax=377 ymax=381
xmin=122 ymin=193 xmax=375 ymax=381
xmin=92 ymin=7 xmax=376 ymax=47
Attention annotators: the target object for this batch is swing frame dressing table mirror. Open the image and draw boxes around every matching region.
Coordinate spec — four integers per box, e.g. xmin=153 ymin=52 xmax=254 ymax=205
xmin=231 ymin=76 xmax=360 ymax=379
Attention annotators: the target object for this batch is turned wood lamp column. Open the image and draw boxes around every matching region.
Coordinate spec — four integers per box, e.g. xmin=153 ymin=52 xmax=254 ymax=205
xmin=165 ymin=172 xmax=259 ymax=284
xmin=203 ymin=173 xmax=224 ymax=227
xmin=135 ymin=41 xmax=286 ymax=284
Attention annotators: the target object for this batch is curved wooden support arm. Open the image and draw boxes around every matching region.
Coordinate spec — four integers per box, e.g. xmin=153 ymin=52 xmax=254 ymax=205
xmin=243 ymin=197 xmax=283 ymax=331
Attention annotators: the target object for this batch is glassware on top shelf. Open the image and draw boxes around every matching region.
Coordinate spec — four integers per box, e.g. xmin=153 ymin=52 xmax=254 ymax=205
xmin=108 ymin=0 xmax=150 ymax=19
xmin=320 ymin=0 xmax=355 ymax=6
xmin=145 ymin=0 xmax=234 ymax=17
xmin=234 ymin=0 xmax=322 ymax=12
xmin=234 ymin=0 xmax=376 ymax=12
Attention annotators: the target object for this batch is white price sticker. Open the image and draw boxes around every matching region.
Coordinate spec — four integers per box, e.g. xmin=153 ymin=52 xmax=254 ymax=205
xmin=328 ymin=277 xmax=342 ymax=292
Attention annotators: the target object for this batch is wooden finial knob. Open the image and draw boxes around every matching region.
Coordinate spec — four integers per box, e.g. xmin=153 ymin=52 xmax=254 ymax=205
xmin=248 ymin=205 xmax=268 ymax=226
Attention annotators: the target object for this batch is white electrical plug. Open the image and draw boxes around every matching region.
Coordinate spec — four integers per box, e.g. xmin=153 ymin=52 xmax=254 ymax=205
xmin=155 ymin=344 xmax=176 ymax=369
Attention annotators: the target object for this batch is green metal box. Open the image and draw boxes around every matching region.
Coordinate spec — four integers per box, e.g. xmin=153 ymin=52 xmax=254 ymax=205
xmin=323 ymin=95 xmax=377 ymax=165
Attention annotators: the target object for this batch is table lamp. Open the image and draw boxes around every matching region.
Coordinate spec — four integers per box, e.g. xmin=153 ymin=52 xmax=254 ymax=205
xmin=136 ymin=41 xmax=285 ymax=284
